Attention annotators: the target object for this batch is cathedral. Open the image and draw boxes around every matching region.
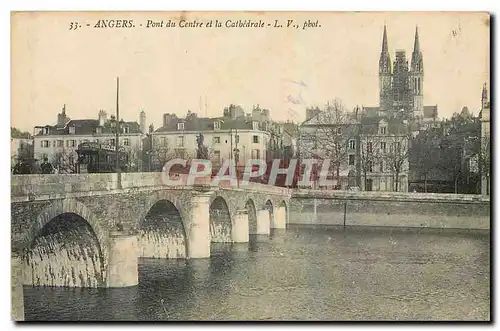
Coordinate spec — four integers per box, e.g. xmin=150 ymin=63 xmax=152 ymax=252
xmin=369 ymin=25 xmax=438 ymax=121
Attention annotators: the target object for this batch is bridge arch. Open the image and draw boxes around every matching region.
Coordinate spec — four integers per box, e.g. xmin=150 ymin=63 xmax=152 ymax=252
xmin=138 ymin=191 xmax=190 ymax=258
xmin=245 ymin=198 xmax=258 ymax=234
xmin=23 ymin=198 xmax=108 ymax=287
xmin=209 ymin=196 xmax=232 ymax=242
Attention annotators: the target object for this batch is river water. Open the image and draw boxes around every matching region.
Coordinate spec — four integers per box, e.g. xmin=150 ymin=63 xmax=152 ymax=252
xmin=23 ymin=226 xmax=490 ymax=321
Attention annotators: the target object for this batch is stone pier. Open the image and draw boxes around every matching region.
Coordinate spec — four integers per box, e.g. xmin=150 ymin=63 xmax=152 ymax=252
xmin=187 ymin=192 xmax=212 ymax=258
xmin=256 ymin=209 xmax=271 ymax=235
xmin=272 ymin=206 xmax=287 ymax=229
xmin=11 ymin=255 xmax=24 ymax=321
xmin=232 ymin=209 xmax=249 ymax=243
xmin=107 ymin=231 xmax=139 ymax=287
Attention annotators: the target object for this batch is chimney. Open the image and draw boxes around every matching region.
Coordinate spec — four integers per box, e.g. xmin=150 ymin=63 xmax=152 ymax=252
xmin=57 ymin=104 xmax=69 ymax=127
xmin=163 ymin=113 xmax=177 ymax=126
xmin=98 ymin=110 xmax=107 ymax=126
xmin=140 ymin=110 xmax=147 ymax=133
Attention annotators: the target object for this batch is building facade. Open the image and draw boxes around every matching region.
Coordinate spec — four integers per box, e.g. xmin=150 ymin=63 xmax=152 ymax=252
xmin=298 ymin=111 xmax=361 ymax=190
xmin=359 ymin=117 xmax=409 ymax=192
xmin=149 ymin=107 xmax=272 ymax=172
xmin=298 ymin=109 xmax=409 ymax=192
xmin=33 ymin=105 xmax=146 ymax=172
xmin=11 ymin=137 xmax=33 ymax=169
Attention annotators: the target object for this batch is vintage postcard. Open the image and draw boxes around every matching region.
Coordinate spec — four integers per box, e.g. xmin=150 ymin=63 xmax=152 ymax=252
xmin=11 ymin=11 xmax=490 ymax=321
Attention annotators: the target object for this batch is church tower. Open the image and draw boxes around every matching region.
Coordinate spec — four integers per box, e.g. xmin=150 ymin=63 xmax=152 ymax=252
xmin=379 ymin=25 xmax=392 ymax=112
xmin=481 ymin=83 xmax=489 ymax=110
xmin=392 ymin=49 xmax=412 ymax=115
xmin=410 ymin=26 xmax=424 ymax=118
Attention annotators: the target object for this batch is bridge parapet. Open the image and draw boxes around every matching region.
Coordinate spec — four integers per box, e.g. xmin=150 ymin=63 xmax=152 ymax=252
xmin=293 ymin=189 xmax=490 ymax=204
xmin=11 ymin=173 xmax=292 ymax=200
xmin=11 ymin=174 xmax=118 ymax=198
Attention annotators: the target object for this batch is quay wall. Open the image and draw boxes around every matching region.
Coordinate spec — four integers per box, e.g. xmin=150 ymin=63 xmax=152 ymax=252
xmin=289 ymin=191 xmax=490 ymax=230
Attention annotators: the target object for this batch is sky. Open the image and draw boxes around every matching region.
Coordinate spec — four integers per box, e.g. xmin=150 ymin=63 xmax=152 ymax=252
xmin=11 ymin=11 xmax=490 ymax=133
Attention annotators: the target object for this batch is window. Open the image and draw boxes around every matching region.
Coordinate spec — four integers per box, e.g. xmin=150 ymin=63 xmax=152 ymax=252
xmin=52 ymin=140 xmax=57 ymax=147
xmin=336 ymin=127 xmax=342 ymax=135
xmin=348 ymin=154 xmax=355 ymax=165
xmin=349 ymin=139 xmax=356 ymax=150
xmin=177 ymin=122 xmax=185 ymax=131
xmin=177 ymin=136 xmax=184 ymax=147
xmin=367 ymin=142 xmax=373 ymax=153
xmin=253 ymin=135 xmax=259 ymax=143
xmin=380 ymin=161 xmax=384 ymax=173
xmin=214 ymin=121 xmax=220 ymax=130
xmin=69 ymin=126 xmax=75 ymax=134
xmin=124 ymin=127 xmax=130 ymax=134
xmin=213 ymin=150 xmax=221 ymax=162
xmin=41 ymin=140 xmax=49 ymax=148
xmin=67 ymin=140 xmax=76 ymax=148
xmin=109 ymin=139 xmax=115 ymax=146
xmin=213 ymin=137 xmax=221 ymax=144
xmin=252 ymin=121 xmax=259 ymax=130
xmin=123 ymin=138 xmax=130 ymax=146
xmin=235 ymin=135 xmax=240 ymax=144
xmin=367 ymin=160 xmax=373 ymax=172
xmin=380 ymin=126 xmax=387 ymax=135
xmin=57 ymin=140 xmax=63 ymax=147
xmin=96 ymin=127 xmax=102 ymax=134
xmin=380 ymin=142 xmax=387 ymax=153
xmin=252 ymin=149 xmax=261 ymax=159
xmin=161 ymin=137 xmax=167 ymax=146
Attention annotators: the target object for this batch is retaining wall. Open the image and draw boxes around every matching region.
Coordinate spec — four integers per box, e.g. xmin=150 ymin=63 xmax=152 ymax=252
xmin=289 ymin=191 xmax=490 ymax=230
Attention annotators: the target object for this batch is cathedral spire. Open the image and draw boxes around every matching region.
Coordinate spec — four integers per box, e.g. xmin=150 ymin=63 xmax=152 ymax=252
xmin=413 ymin=26 xmax=421 ymax=54
xmin=382 ymin=24 xmax=389 ymax=54
xmin=379 ymin=24 xmax=391 ymax=74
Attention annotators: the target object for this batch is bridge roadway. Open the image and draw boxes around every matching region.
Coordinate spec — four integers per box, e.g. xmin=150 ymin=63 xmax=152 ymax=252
xmin=11 ymin=172 xmax=291 ymax=320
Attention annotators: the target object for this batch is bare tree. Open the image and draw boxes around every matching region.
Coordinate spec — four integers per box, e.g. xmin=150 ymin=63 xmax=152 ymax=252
xmin=359 ymin=136 xmax=382 ymax=190
xmin=410 ymin=129 xmax=441 ymax=192
xmin=385 ymin=135 xmax=410 ymax=192
xmin=52 ymin=151 xmax=77 ymax=174
xmin=125 ymin=146 xmax=141 ymax=172
xmin=150 ymin=137 xmax=174 ymax=171
xmin=300 ymin=100 xmax=355 ymax=180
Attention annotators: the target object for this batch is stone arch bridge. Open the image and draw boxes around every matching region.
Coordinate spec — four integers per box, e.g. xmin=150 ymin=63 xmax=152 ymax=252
xmin=11 ymin=173 xmax=291 ymax=290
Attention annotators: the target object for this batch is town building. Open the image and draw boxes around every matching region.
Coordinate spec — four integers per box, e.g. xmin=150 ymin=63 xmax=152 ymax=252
xmin=358 ymin=117 xmax=409 ymax=192
xmin=33 ymin=105 xmax=146 ymax=172
xmin=148 ymin=105 xmax=273 ymax=172
xmin=298 ymin=108 xmax=409 ymax=192
xmin=298 ymin=109 xmax=361 ymax=190
xmin=11 ymin=132 xmax=33 ymax=169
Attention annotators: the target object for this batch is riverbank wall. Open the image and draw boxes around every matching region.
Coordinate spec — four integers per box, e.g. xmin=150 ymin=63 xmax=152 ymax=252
xmin=289 ymin=191 xmax=490 ymax=230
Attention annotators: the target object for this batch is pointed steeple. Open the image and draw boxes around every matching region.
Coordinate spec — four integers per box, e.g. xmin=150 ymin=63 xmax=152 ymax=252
xmin=413 ymin=26 xmax=420 ymax=54
xmin=411 ymin=25 xmax=423 ymax=72
xmin=379 ymin=24 xmax=391 ymax=74
xmin=382 ymin=24 xmax=389 ymax=54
